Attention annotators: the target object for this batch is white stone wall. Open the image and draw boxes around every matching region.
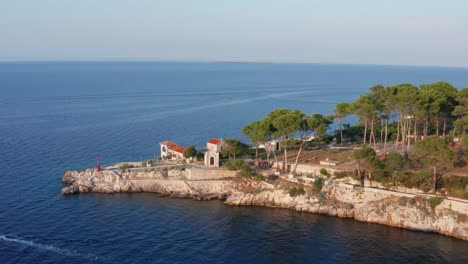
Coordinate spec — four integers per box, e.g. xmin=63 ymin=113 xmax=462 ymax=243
xmin=274 ymin=162 xmax=344 ymax=176
xmin=204 ymin=141 xmax=223 ymax=167
xmin=204 ymin=152 xmax=220 ymax=167
xmin=207 ymin=142 xmax=219 ymax=152
xmin=186 ymin=168 xmax=236 ymax=180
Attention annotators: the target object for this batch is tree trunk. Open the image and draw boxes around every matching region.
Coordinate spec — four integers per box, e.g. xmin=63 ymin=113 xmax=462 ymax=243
xmin=424 ymin=119 xmax=428 ymax=137
xmin=282 ymin=136 xmax=288 ymax=172
xmin=407 ymin=118 xmax=411 ymax=155
xmin=402 ymin=117 xmax=409 ymax=158
xmin=401 ymin=118 xmax=406 ymax=156
xmin=283 ymin=148 xmax=288 ymax=172
xmin=357 ymin=163 xmax=361 ymax=183
xmin=380 ymin=119 xmax=384 ymax=144
xmin=272 ymin=149 xmax=279 ymax=170
xmin=433 ymin=166 xmax=437 ymax=194
xmin=372 ymin=118 xmax=377 ymax=150
xmin=338 ymin=118 xmax=343 ymax=146
xmin=292 ymin=142 xmax=305 ymax=173
xmin=266 ymin=145 xmax=271 ymax=165
xmin=436 ymin=118 xmax=440 ymax=136
xmin=383 ymin=119 xmax=388 ymax=156
xmin=363 ymin=120 xmax=368 ymax=145
xmin=396 ymin=117 xmax=400 ymax=151
xmin=443 ymin=117 xmax=447 ymax=137
xmin=357 ymin=162 xmax=364 ymax=186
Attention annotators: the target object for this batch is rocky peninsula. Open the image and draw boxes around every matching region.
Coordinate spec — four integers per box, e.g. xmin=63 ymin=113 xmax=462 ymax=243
xmin=61 ymin=166 xmax=468 ymax=241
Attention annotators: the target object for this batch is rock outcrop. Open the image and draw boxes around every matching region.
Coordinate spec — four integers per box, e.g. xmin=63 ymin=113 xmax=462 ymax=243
xmin=61 ymin=169 xmax=235 ymax=200
xmin=61 ymin=169 xmax=468 ymax=241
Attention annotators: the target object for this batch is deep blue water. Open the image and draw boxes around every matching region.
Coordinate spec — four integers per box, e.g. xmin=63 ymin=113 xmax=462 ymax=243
xmin=1 ymin=62 xmax=467 ymax=264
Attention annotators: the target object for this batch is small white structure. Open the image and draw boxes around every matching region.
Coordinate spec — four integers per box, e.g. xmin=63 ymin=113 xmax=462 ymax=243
xmin=319 ymin=158 xmax=341 ymax=167
xmin=204 ymin=138 xmax=224 ymax=167
xmin=160 ymin=141 xmax=186 ymax=161
xmin=258 ymin=140 xmax=280 ymax=152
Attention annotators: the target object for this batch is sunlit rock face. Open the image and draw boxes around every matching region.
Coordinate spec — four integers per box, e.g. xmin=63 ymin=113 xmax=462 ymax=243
xmin=61 ymin=169 xmax=468 ymax=241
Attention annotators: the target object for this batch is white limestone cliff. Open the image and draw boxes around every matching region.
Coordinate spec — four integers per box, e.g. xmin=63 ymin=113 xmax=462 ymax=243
xmin=61 ymin=169 xmax=468 ymax=241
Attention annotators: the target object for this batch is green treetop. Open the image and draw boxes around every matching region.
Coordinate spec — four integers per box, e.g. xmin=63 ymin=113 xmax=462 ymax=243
xmin=183 ymin=145 xmax=197 ymax=159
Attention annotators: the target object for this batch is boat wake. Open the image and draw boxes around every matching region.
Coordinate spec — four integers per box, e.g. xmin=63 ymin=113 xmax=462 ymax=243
xmin=0 ymin=234 xmax=100 ymax=261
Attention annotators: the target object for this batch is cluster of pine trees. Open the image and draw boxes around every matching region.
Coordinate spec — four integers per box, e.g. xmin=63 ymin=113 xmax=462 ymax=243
xmin=334 ymin=81 xmax=467 ymax=157
xmin=242 ymin=109 xmax=334 ymax=173
xmin=237 ymin=82 xmax=467 ymax=196
xmin=240 ymin=81 xmax=466 ymax=182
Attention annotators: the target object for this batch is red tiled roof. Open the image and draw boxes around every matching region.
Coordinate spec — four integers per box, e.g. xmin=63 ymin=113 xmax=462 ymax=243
xmin=208 ymin=138 xmax=221 ymax=144
xmin=160 ymin=141 xmax=177 ymax=147
xmin=169 ymin=145 xmax=185 ymax=154
xmin=161 ymin=141 xmax=185 ymax=154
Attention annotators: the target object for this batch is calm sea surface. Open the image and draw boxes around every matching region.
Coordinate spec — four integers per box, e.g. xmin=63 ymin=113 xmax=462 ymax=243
xmin=0 ymin=62 xmax=467 ymax=263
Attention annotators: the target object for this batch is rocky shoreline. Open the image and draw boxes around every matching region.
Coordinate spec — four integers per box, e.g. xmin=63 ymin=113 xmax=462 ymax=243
xmin=61 ymin=168 xmax=468 ymax=241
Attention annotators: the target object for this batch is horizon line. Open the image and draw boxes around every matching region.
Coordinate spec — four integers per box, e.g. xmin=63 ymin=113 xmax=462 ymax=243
xmin=0 ymin=59 xmax=467 ymax=70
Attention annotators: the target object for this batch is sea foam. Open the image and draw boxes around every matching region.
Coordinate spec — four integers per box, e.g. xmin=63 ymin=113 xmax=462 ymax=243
xmin=0 ymin=234 xmax=100 ymax=260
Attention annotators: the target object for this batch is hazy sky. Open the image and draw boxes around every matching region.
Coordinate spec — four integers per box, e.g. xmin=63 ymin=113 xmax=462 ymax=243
xmin=1 ymin=0 xmax=468 ymax=67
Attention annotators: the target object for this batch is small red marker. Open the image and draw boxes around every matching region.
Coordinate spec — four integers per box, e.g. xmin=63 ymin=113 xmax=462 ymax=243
xmin=97 ymin=155 xmax=101 ymax=171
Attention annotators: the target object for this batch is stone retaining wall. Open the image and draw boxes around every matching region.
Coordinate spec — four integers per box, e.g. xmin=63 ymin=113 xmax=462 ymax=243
xmin=274 ymin=162 xmax=345 ymax=176
xmin=186 ymin=168 xmax=237 ymax=180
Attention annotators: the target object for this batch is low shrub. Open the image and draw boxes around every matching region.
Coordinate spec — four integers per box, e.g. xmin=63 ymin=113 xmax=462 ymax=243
xmin=255 ymin=174 xmax=266 ymax=181
xmin=397 ymin=171 xmax=432 ymax=192
xmin=333 ymin=171 xmax=347 ymax=179
xmin=267 ymin=174 xmax=279 ymax=181
xmin=318 ymin=192 xmax=327 ymax=205
xmin=375 ymin=173 xmax=391 ymax=184
xmin=313 ymin=178 xmax=324 ymax=193
xmin=196 ymin=153 xmax=204 ymax=161
xmin=441 ymin=175 xmax=468 ymax=198
xmin=320 ymin=168 xmax=329 ymax=176
xmin=224 ymin=159 xmax=249 ymax=171
xmin=322 ymin=135 xmax=334 ymax=144
xmin=427 ymin=196 xmax=444 ymax=208
xmin=289 ymin=187 xmax=305 ymax=197
xmin=224 ymin=159 xmax=259 ymax=179
xmin=399 ymin=197 xmax=409 ymax=206
xmin=142 ymin=160 xmax=152 ymax=167
xmin=119 ymin=163 xmax=135 ymax=170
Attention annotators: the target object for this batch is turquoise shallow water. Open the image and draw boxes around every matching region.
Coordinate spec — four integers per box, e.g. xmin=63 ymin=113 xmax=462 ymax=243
xmin=1 ymin=62 xmax=468 ymax=263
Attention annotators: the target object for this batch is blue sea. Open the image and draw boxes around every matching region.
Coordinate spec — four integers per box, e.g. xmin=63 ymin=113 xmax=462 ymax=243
xmin=1 ymin=62 xmax=468 ymax=264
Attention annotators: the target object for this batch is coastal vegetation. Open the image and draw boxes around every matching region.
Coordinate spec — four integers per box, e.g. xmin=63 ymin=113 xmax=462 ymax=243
xmin=220 ymin=138 xmax=249 ymax=160
xmin=224 ymin=159 xmax=261 ymax=180
xmin=319 ymin=168 xmax=329 ymax=176
xmin=119 ymin=163 xmax=135 ymax=170
xmin=427 ymin=196 xmax=444 ymax=209
xmin=60 ymin=84 xmax=468 ymax=242
xmin=239 ymin=81 xmax=467 ymax=198
xmin=313 ymin=178 xmax=324 ymax=193
xmin=111 ymin=82 xmax=466 ymax=199
xmin=289 ymin=187 xmax=305 ymax=197
xmin=183 ymin=145 xmax=198 ymax=159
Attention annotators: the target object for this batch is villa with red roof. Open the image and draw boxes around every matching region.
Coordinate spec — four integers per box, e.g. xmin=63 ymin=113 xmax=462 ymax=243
xmin=204 ymin=138 xmax=224 ymax=167
xmin=160 ymin=141 xmax=186 ymax=161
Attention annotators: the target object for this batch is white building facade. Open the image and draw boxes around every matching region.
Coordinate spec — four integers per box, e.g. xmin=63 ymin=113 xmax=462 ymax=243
xmin=204 ymin=138 xmax=224 ymax=167
xmin=160 ymin=141 xmax=185 ymax=160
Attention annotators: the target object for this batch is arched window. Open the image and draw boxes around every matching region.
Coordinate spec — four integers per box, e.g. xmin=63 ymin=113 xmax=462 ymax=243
xmin=210 ymin=157 xmax=215 ymax=166
xmin=162 ymin=146 xmax=166 ymax=152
